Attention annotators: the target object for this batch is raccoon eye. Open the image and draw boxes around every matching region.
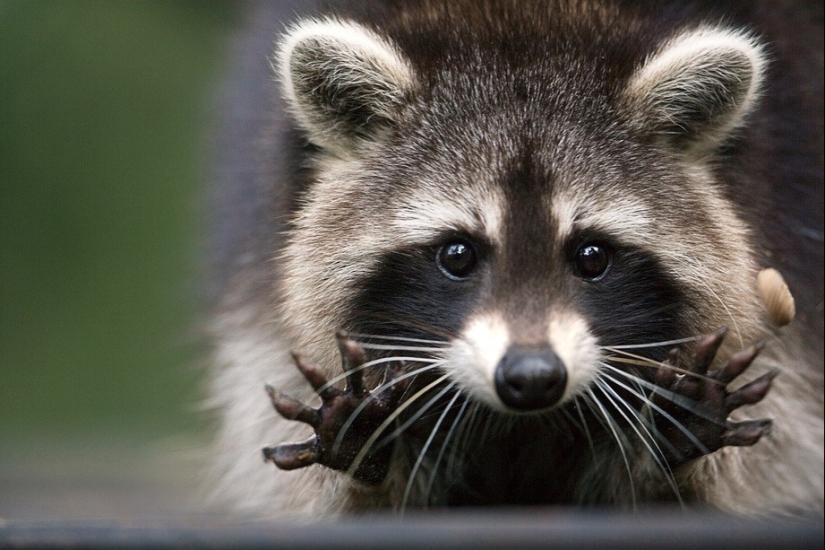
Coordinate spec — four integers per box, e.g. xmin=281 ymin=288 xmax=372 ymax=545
xmin=437 ymin=239 xmax=477 ymax=280
xmin=574 ymin=243 xmax=611 ymax=280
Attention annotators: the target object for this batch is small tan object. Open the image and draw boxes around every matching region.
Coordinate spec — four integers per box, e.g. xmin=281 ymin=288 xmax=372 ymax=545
xmin=758 ymin=268 xmax=796 ymax=327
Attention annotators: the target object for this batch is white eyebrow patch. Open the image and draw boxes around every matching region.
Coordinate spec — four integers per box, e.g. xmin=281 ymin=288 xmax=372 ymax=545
xmin=552 ymin=189 xmax=654 ymax=246
xmin=392 ymin=185 xmax=504 ymax=245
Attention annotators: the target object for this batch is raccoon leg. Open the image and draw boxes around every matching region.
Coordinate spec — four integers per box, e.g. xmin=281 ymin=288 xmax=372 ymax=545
xmin=262 ymin=333 xmax=408 ymax=484
xmin=650 ymin=327 xmax=776 ymax=467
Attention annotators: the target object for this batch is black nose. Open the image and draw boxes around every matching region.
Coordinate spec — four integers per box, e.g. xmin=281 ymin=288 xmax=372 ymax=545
xmin=494 ymin=347 xmax=567 ymax=411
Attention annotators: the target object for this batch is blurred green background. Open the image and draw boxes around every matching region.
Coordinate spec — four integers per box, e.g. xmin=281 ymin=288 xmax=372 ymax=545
xmin=1 ymin=1 xmax=240 ymax=518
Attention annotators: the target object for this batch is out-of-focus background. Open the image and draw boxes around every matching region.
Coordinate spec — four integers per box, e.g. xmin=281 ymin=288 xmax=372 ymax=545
xmin=1 ymin=0 xmax=240 ymax=521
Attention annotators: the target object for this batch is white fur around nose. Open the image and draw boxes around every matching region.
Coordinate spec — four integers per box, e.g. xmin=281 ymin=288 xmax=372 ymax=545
xmin=449 ymin=312 xmax=511 ymax=410
xmin=548 ymin=311 xmax=601 ymax=402
xmin=449 ymin=310 xmax=601 ymax=411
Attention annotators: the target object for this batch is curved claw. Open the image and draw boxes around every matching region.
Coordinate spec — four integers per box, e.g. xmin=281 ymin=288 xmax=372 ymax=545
xmin=717 ymin=342 xmax=765 ymax=384
xmin=263 ymin=437 xmax=319 ymax=469
xmin=291 ymin=352 xmax=340 ymax=401
xmin=654 ymin=348 xmax=680 ymax=387
xmin=691 ymin=326 xmax=728 ymax=375
xmin=336 ymin=331 xmax=368 ymax=398
xmin=724 ymin=370 xmax=778 ymax=413
xmin=266 ymin=385 xmax=321 ymax=428
xmin=722 ymin=419 xmax=773 ymax=447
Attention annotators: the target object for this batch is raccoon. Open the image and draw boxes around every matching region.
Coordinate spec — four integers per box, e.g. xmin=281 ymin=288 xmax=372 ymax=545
xmin=207 ymin=0 xmax=824 ymax=517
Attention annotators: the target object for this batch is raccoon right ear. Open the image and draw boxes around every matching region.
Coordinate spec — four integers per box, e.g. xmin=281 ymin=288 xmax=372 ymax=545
xmin=277 ymin=18 xmax=415 ymax=153
xmin=626 ymin=27 xmax=766 ymax=153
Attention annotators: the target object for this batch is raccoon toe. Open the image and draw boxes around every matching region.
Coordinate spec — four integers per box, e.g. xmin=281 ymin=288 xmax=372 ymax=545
xmin=263 ymin=437 xmax=320 ymax=469
xmin=722 ymin=418 xmax=773 ymax=447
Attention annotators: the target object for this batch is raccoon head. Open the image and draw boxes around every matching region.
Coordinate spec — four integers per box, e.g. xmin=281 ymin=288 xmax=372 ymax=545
xmin=277 ymin=18 xmax=768 ymax=414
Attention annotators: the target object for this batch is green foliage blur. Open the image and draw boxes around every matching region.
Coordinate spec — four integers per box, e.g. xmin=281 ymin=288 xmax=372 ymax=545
xmin=0 ymin=1 xmax=238 ymax=441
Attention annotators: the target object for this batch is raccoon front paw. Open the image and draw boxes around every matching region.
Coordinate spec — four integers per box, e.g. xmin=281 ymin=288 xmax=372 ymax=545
xmin=262 ymin=332 xmax=408 ymax=484
xmin=651 ymin=327 xmax=776 ymax=466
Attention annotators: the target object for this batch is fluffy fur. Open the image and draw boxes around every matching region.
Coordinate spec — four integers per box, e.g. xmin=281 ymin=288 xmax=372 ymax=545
xmin=207 ymin=0 xmax=823 ymax=517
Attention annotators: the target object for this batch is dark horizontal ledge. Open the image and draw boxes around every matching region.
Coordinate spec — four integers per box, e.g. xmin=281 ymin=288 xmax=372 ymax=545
xmin=1 ymin=508 xmax=822 ymax=549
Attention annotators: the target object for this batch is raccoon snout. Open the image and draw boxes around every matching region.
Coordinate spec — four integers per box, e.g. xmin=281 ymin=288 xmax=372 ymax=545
xmin=494 ymin=347 xmax=567 ymax=411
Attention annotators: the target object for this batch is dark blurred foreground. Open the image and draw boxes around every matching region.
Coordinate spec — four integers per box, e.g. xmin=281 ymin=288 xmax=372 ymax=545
xmin=1 ymin=509 xmax=822 ymax=549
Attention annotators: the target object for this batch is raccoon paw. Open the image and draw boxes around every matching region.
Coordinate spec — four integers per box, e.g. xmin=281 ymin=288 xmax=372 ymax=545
xmin=650 ymin=327 xmax=776 ymax=466
xmin=262 ymin=332 xmax=408 ymax=484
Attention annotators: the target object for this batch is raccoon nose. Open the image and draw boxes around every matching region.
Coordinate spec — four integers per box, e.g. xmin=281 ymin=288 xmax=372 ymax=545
xmin=494 ymin=347 xmax=567 ymax=411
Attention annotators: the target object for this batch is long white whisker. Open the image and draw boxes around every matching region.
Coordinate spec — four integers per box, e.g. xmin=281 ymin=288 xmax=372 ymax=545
xmin=376 ymin=378 xmax=457 ymax=451
xmin=594 ymin=377 xmax=684 ymax=505
xmin=320 ymin=356 xmax=441 ymax=396
xmin=332 ymin=362 xmax=444 ymax=453
xmin=586 ymin=386 xmax=637 ymax=510
xmin=602 ymin=347 xmax=723 ymax=385
xmin=425 ymin=397 xmax=469 ymax=502
xmin=599 ymin=365 xmax=710 ymax=455
xmin=603 ymin=336 xmax=700 ymax=350
xmin=448 ymin=401 xmax=480 ymax=475
xmin=696 ymin=279 xmax=743 ymax=346
xmin=357 ymin=344 xmax=449 ymax=353
xmin=346 ymin=373 xmax=451 ymax=478
xmin=600 ymin=362 xmax=724 ymax=431
xmin=349 ymin=333 xmax=448 ymax=345
xmin=573 ymin=396 xmax=597 ymax=461
xmin=400 ymin=386 xmax=462 ymax=514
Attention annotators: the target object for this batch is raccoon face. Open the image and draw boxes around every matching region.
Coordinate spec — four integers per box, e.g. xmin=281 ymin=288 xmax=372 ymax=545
xmin=277 ymin=18 xmax=766 ymax=413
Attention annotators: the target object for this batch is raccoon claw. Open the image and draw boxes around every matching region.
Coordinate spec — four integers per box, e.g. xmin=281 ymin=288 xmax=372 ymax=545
xmin=721 ymin=418 xmax=773 ymax=447
xmin=263 ymin=333 xmax=409 ymax=484
xmin=651 ymin=329 xmax=775 ymax=466
xmin=262 ymin=437 xmax=319 ymax=470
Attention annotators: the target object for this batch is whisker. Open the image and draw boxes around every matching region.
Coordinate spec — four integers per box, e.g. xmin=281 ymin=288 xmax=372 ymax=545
xmin=598 ymin=371 xmax=685 ymax=460
xmin=332 ymin=362 xmax=445 ymax=453
xmin=593 ymin=377 xmax=683 ymax=505
xmin=600 ymin=364 xmax=713 ymax=455
xmin=600 ymin=362 xmax=725 ymax=431
xmin=400 ymin=386 xmax=462 ymax=514
xmin=425 ymin=397 xmax=469 ymax=503
xmin=696 ymin=279 xmax=743 ymax=347
xmin=586 ymin=386 xmax=637 ymax=510
xmin=346 ymin=373 xmax=451 ymax=478
xmin=319 ymin=355 xmax=441 ymax=396
xmin=604 ymin=336 xmax=700 ymax=350
xmin=573 ymin=396 xmax=598 ymax=461
xmin=352 ymin=315 xmax=456 ymax=341
xmin=448 ymin=401 xmax=480 ymax=476
xmin=348 ymin=333 xmax=449 ymax=346
xmin=376 ymin=378 xmax=457 ymax=451
xmin=558 ymin=405 xmax=584 ymax=433
xmin=602 ymin=348 xmax=724 ymax=386
xmin=356 ymin=344 xmax=449 ymax=353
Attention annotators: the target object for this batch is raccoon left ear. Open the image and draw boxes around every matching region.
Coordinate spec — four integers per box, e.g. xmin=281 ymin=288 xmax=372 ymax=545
xmin=277 ymin=18 xmax=415 ymax=153
xmin=626 ymin=27 xmax=766 ymax=152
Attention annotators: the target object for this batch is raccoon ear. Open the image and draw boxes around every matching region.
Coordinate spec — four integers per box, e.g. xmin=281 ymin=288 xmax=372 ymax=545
xmin=626 ymin=27 xmax=766 ymax=152
xmin=277 ymin=18 xmax=415 ymax=152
